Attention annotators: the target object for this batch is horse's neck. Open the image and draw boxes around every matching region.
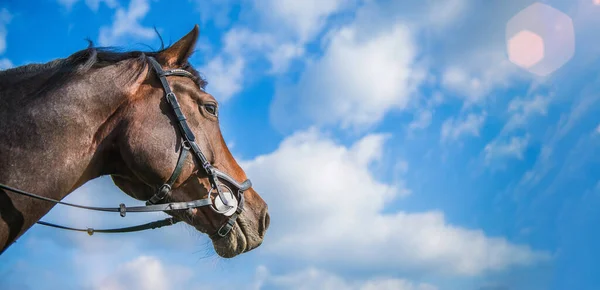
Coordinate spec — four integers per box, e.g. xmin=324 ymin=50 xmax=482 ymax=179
xmin=0 ymin=64 xmax=131 ymax=251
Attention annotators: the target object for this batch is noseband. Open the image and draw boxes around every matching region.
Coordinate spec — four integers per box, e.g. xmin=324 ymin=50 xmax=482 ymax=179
xmin=0 ymin=56 xmax=251 ymax=239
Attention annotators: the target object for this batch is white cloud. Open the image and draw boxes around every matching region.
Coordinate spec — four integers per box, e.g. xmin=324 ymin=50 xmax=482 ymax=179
xmin=441 ymin=112 xmax=487 ymax=142
xmin=221 ymin=27 xmax=275 ymax=55
xmin=255 ymin=266 xmax=437 ymax=290
xmin=394 ymin=160 xmax=409 ymax=175
xmin=431 ymin=1 xmax=542 ymax=108
xmin=98 ymin=0 xmax=155 ymax=47
xmin=204 ymin=0 xmax=469 ymax=110
xmin=253 ymin=0 xmax=349 ymax=44
xmin=91 ymin=256 xmax=193 ymax=290
xmin=57 ymin=0 xmax=118 ymax=11
xmin=484 ymin=135 xmax=530 ymax=162
xmin=348 ymin=0 xmax=468 ymax=34
xmin=271 ymin=22 xmax=424 ymax=131
xmin=201 ymin=54 xmax=244 ymax=102
xmin=427 ymin=91 xmax=445 ymax=107
xmin=242 ymin=128 xmax=550 ymax=276
xmin=519 ymin=145 xmax=553 ymax=187
xmin=409 ymin=110 xmax=433 ymax=131
xmin=441 ymin=51 xmax=517 ymax=106
xmin=0 ymin=8 xmax=12 ymax=55
xmin=425 ymin=0 xmax=469 ymax=28
xmin=596 ymin=124 xmax=600 ymax=134
xmin=195 ymin=0 xmax=236 ymax=28
xmin=198 ymin=0 xmax=351 ymax=101
xmin=325 ymin=0 xmax=524 ymax=110
xmin=407 ymin=92 xmax=441 ymax=135
xmin=266 ymin=42 xmax=305 ymax=74
xmin=86 ymin=0 xmax=119 ymax=11
xmin=201 ymin=28 xmax=303 ymax=100
xmin=482 ymin=94 xmax=549 ymax=166
xmin=505 ymin=94 xmax=550 ymax=132
xmin=517 ymin=80 xmax=600 ymax=186
xmin=0 ymin=58 xmax=12 ymax=69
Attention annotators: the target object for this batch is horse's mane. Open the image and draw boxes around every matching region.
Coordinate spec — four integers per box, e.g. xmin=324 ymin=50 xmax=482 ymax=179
xmin=0 ymin=39 xmax=208 ymax=91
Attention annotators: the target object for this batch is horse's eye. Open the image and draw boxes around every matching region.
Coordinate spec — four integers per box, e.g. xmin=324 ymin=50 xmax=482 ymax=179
xmin=204 ymin=104 xmax=218 ymax=116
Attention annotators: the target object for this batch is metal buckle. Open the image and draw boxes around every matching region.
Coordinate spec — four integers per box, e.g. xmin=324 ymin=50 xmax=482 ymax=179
xmin=216 ymin=217 xmax=236 ymax=237
xmin=217 ymin=225 xmax=229 ymax=237
xmin=182 ymin=140 xmax=192 ymax=150
xmin=119 ymin=203 xmax=127 ymax=217
xmin=165 ymin=92 xmax=176 ymax=104
xmin=147 ymin=184 xmax=171 ymax=205
xmin=158 ymin=184 xmax=171 ymax=198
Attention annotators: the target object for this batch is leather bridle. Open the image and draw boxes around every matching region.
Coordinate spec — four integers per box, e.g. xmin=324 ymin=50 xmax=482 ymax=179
xmin=0 ymin=56 xmax=250 ymax=239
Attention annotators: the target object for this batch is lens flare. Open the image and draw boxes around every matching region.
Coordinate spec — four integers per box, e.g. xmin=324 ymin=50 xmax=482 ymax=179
xmin=508 ymin=30 xmax=545 ymax=68
xmin=505 ymin=2 xmax=575 ymax=76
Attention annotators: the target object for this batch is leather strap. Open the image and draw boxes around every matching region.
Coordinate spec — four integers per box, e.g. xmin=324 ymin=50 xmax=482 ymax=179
xmin=147 ymin=143 xmax=190 ymax=205
xmin=37 ymin=217 xmax=180 ymax=235
xmin=148 ymin=57 xmax=197 ymax=143
xmin=0 ymin=182 xmax=212 ymax=215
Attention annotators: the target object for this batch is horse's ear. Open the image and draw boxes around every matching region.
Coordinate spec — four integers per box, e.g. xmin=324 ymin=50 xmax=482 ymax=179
xmin=157 ymin=25 xmax=199 ymax=67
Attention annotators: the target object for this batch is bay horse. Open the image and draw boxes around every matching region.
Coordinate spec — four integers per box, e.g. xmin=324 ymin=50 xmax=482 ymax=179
xmin=0 ymin=25 xmax=270 ymax=258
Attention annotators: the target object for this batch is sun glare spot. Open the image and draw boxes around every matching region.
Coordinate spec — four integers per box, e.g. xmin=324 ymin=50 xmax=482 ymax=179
xmin=505 ymin=2 xmax=575 ymax=76
xmin=508 ymin=30 xmax=545 ymax=68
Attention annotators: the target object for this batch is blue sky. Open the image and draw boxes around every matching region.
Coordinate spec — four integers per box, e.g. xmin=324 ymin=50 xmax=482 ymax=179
xmin=1 ymin=0 xmax=599 ymax=289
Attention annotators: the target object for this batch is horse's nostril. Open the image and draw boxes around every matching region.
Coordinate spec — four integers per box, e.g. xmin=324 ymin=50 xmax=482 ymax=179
xmin=264 ymin=212 xmax=270 ymax=231
xmin=259 ymin=212 xmax=270 ymax=238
